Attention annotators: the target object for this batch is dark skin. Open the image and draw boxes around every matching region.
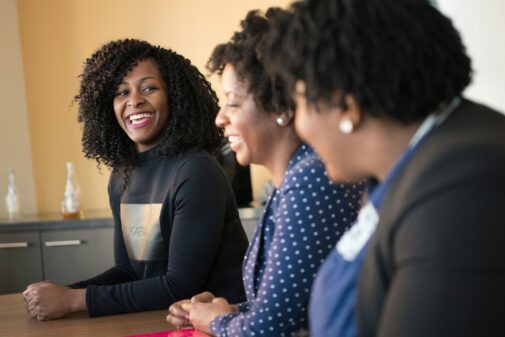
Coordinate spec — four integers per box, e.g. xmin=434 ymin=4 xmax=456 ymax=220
xmin=22 ymin=281 xmax=86 ymax=320
xmin=167 ymin=63 xmax=300 ymax=334
xmin=22 ymin=59 xmax=171 ymax=321
xmin=167 ymin=292 xmax=239 ymax=333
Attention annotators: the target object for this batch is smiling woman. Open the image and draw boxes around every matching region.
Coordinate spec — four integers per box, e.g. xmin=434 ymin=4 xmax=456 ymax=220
xmin=166 ymin=9 xmax=364 ymax=337
xmin=112 ymin=59 xmax=170 ymax=152
xmin=21 ymin=39 xmax=248 ymax=321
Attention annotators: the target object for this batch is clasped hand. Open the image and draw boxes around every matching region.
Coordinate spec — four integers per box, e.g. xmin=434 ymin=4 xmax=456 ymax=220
xmin=22 ymin=281 xmax=85 ymax=321
xmin=167 ymin=291 xmax=238 ymax=334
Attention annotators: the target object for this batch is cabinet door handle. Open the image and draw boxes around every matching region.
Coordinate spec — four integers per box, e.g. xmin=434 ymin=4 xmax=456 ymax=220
xmin=0 ymin=242 xmax=29 ymax=248
xmin=44 ymin=240 xmax=83 ymax=247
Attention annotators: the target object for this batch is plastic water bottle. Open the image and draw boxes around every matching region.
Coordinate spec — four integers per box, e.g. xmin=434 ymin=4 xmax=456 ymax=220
xmin=5 ymin=168 xmax=21 ymax=220
xmin=61 ymin=162 xmax=82 ymax=219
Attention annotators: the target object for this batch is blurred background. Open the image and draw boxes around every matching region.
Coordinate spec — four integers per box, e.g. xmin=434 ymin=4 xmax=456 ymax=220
xmin=0 ymin=0 xmax=503 ymax=217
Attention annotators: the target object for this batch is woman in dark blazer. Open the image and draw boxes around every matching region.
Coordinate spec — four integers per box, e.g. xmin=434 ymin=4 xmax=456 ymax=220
xmin=263 ymin=0 xmax=505 ymax=336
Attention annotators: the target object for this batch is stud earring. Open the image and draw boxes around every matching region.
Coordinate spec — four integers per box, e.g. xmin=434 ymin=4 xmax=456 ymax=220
xmin=276 ymin=116 xmax=288 ymax=126
xmin=339 ymin=119 xmax=354 ymax=134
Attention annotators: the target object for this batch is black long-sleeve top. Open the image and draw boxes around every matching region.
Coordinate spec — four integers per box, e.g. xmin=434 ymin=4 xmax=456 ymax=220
xmin=70 ymin=148 xmax=248 ymax=317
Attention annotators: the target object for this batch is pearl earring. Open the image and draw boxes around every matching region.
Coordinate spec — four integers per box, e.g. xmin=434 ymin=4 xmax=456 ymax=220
xmin=276 ymin=116 xmax=288 ymax=126
xmin=339 ymin=119 xmax=354 ymax=134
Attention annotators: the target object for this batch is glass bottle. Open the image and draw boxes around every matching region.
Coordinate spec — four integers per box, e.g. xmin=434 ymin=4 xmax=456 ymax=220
xmin=5 ymin=168 xmax=21 ymax=220
xmin=61 ymin=161 xmax=82 ymax=219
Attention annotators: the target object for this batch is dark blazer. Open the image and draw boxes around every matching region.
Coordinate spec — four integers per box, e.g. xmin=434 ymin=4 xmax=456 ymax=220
xmin=358 ymin=99 xmax=505 ymax=337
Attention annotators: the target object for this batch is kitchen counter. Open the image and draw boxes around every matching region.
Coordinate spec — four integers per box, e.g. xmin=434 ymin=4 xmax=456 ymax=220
xmin=0 ymin=207 xmax=261 ymax=233
xmin=0 ymin=207 xmax=261 ymax=294
xmin=0 ymin=210 xmax=113 ymax=233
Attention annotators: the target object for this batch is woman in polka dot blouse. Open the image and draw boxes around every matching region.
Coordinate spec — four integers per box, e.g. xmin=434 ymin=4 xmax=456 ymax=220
xmin=166 ymin=8 xmax=364 ymax=337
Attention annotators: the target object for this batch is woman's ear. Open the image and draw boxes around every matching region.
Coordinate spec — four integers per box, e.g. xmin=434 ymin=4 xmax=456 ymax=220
xmin=338 ymin=94 xmax=362 ymax=134
xmin=275 ymin=109 xmax=294 ymax=127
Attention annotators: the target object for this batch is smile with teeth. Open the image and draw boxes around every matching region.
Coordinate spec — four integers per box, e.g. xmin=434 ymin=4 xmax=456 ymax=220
xmin=228 ymin=135 xmax=242 ymax=144
xmin=128 ymin=112 xmax=154 ymax=125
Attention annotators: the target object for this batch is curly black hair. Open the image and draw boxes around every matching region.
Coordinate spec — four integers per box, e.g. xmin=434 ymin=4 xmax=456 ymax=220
xmin=262 ymin=0 xmax=473 ymax=124
xmin=207 ymin=8 xmax=294 ymax=114
xmin=75 ymin=38 xmax=222 ymax=173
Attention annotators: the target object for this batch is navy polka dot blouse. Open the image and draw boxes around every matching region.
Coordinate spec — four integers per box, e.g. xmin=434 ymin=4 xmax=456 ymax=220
xmin=210 ymin=144 xmax=364 ymax=337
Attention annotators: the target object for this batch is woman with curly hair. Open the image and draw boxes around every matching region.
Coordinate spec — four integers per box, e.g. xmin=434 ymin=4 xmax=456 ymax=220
xmin=262 ymin=0 xmax=505 ymax=336
xmin=22 ymin=39 xmax=248 ymax=320
xmin=166 ymin=8 xmax=364 ymax=336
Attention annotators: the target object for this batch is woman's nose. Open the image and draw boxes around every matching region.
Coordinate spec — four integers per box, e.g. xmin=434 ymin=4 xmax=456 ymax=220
xmin=215 ymin=107 xmax=228 ymax=128
xmin=127 ymin=90 xmax=145 ymax=108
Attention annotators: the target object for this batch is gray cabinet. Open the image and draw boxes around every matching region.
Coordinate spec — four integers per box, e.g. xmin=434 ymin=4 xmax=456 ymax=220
xmin=0 ymin=215 xmax=114 ymax=295
xmin=41 ymin=227 xmax=114 ymax=285
xmin=0 ymin=208 xmax=259 ymax=295
xmin=0 ymin=232 xmax=43 ymax=294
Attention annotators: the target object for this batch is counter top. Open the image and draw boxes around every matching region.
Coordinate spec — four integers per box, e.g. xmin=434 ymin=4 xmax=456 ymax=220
xmin=0 ymin=207 xmax=260 ymax=233
xmin=0 ymin=210 xmax=113 ymax=233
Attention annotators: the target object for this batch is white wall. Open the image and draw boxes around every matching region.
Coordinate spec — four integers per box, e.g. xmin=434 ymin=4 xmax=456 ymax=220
xmin=438 ymin=0 xmax=505 ymax=113
xmin=0 ymin=0 xmax=37 ymax=218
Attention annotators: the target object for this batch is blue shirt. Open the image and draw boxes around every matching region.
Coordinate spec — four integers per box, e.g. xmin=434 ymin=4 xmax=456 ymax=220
xmin=209 ymin=144 xmax=364 ymax=337
xmin=308 ymin=200 xmax=374 ymax=337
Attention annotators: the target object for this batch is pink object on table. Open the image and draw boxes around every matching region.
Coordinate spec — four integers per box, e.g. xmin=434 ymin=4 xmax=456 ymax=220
xmin=124 ymin=328 xmax=209 ymax=337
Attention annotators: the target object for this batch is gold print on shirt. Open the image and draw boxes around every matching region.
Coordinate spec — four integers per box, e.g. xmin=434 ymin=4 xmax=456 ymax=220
xmin=121 ymin=203 xmax=164 ymax=261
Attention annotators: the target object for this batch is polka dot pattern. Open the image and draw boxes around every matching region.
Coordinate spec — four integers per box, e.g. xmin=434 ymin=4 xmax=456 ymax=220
xmin=210 ymin=145 xmax=364 ymax=336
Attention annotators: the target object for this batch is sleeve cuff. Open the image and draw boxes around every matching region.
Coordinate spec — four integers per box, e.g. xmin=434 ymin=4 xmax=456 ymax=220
xmin=210 ymin=313 xmax=238 ymax=336
xmin=236 ymin=301 xmax=250 ymax=313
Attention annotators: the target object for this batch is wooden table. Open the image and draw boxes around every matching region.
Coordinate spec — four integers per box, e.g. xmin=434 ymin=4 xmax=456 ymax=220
xmin=0 ymin=293 xmax=175 ymax=337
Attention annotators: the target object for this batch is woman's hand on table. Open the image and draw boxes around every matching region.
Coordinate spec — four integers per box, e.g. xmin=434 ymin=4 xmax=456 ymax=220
xmin=167 ymin=291 xmax=216 ymax=328
xmin=180 ymin=296 xmax=238 ymax=334
xmin=22 ymin=281 xmax=86 ymax=320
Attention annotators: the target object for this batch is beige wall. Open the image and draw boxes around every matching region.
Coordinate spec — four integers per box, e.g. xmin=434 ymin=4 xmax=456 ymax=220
xmin=17 ymin=0 xmax=290 ymax=214
xmin=0 ymin=0 xmax=37 ymax=218
xmin=12 ymin=0 xmax=504 ymax=215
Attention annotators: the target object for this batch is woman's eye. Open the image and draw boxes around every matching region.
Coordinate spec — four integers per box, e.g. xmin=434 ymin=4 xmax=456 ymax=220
xmin=226 ymin=103 xmax=240 ymax=108
xmin=115 ymin=90 xmax=128 ymax=97
xmin=143 ymin=86 xmax=157 ymax=93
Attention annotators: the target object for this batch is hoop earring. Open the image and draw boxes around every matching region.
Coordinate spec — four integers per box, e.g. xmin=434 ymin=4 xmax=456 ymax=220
xmin=339 ymin=119 xmax=354 ymax=134
xmin=276 ymin=116 xmax=288 ymax=126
